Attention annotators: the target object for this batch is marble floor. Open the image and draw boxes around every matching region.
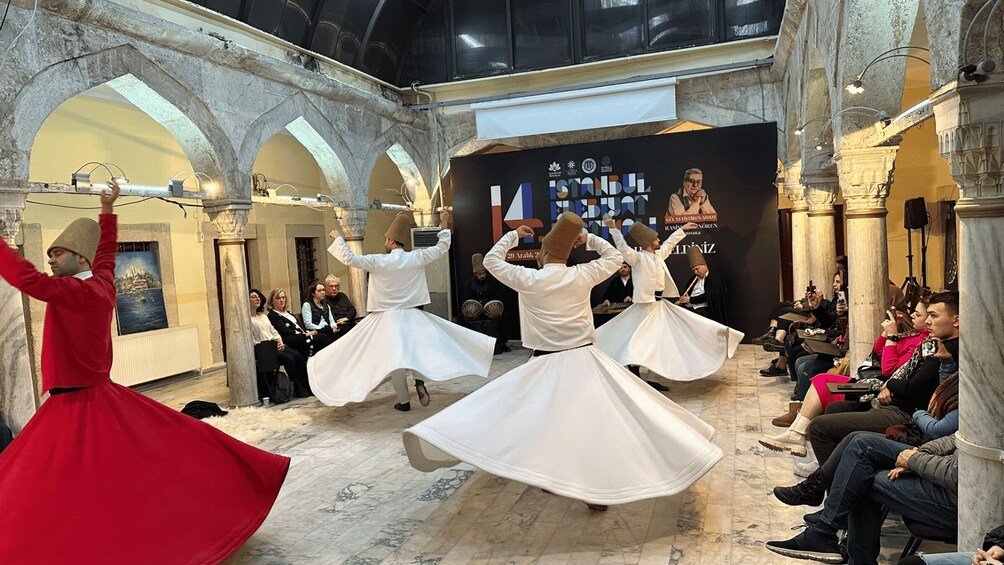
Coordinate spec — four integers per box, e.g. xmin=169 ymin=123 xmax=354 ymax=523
xmin=142 ymin=345 xmax=955 ymax=564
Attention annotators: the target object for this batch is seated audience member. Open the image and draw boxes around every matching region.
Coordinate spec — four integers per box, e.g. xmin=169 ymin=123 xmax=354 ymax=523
xmin=758 ymin=272 xmax=845 ymax=379
xmin=459 ymin=253 xmax=509 ymax=353
xmin=773 ymin=341 xmax=959 ymax=509
xmin=766 ymin=432 xmax=958 ymax=564
xmin=0 ymin=417 xmax=13 ymax=454
xmin=805 ymin=291 xmax=959 ymax=466
xmin=676 ymin=247 xmax=729 ymax=324
xmin=323 ymin=275 xmax=357 ymax=333
xmin=752 ymin=298 xmax=807 ymax=376
xmin=267 ymin=288 xmax=332 ymax=358
xmin=250 ymin=289 xmax=311 ymax=397
xmin=777 ymin=378 xmax=958 ymax=512
xmin=898 ymin=524 xmax=1004 ymax=565
xmin=302 ymin=280 xmax=339 ymax=341
xmin=601 ymin=262 xmax=633 ymax=306
xmin=761 ymin=299 xmax=931 ymax=470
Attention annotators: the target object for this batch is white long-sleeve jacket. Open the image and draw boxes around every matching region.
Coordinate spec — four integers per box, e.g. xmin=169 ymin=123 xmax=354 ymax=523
xmin=484 ymin=231 xmax=621 ymax=351
xmin=328 ymin=230 xmax=450 ymax=313
xmin=609 ymin=227 xmax=687 ymax=301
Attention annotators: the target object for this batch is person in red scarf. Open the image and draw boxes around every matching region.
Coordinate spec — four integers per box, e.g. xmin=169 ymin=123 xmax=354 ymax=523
xmin=0 ymin=181 xmax=289 ymax=564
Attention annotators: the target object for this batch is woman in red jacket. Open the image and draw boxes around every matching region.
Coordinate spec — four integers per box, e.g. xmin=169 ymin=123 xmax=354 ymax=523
xmin=758 ymin=299 xmax=929 ymax=464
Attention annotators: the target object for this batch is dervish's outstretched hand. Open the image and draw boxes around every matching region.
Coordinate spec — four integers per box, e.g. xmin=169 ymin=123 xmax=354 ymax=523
xmin=100 ymin=180 xmax=121 ymax=214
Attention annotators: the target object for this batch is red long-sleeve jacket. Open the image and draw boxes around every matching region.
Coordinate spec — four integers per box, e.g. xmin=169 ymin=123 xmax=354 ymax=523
xmin=0 ymin=214 xmax=117 ymax=392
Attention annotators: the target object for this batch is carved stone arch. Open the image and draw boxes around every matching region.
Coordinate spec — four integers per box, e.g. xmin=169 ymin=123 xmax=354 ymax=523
xmin=832 ymin=0 xmax=921 ymax=144
xmin=364 ymin=127 xmax=433 ymax=206
xmin=801 ymin=42 xmax=834 ymax=164
xmin=5 ymin=44 xmax=238 ymax=196
xmin=237 ymin=92 xmax=359 ymax=206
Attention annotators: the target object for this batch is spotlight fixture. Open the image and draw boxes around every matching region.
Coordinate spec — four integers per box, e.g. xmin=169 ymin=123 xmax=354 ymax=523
xmin=169 ymin=171 xmax=219 ymax=197
xmin=71 ymin=162 xmax=129 ymax=192
xmin=793 ymin=117 xmax=829 ymax=136
xmin=818 ymin=107 xmax=891 ymax=140
xmin=270 ymin=183 xmax=301 ymax=201
xmin=846 ymin=46 xmax=929 ymax=94
xmin=371 ymin=199 xmax=411 ymax=211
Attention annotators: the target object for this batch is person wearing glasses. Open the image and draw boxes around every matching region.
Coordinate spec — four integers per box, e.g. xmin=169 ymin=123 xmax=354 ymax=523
xmin=665 ymin=168 xmax=717 ymax=219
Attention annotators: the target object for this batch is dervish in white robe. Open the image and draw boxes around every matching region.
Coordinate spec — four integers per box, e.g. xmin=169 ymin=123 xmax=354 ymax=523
xmin=595 ymin=221 xmax=743 ymax=381
xmin=404 ymin=213 xmax=722 ymax=506
xmin=308 ymin=212 xmax=495 ymax=408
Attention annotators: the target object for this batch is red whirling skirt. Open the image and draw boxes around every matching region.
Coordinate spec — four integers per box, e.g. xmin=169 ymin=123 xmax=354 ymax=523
xmin=0 ymin=381 xmax=289 ymax=564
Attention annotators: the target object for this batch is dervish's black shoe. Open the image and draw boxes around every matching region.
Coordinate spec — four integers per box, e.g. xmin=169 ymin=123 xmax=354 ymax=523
xmin=415 ymin=380 xmax=430 ymax=406
xmin=647 ymin=380 xmax=670 ymax=392
xmin=393 ymin=402 xmax=411 ymax=412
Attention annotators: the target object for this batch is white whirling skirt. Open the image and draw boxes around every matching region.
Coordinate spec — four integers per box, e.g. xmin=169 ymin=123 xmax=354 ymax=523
xmin=307 ymin=308 xmax=495 ymax=407
xmin=403 ymin=346 xmax=723 ymax=505
xmin=595 ymin=300 xmax=744 ymax=381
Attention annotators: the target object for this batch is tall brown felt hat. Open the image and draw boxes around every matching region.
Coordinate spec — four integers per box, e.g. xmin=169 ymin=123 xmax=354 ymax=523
xmin=541 ymin=212 xmax=584 ymax=261
xmin=687 ymin=245 xmax=707 ymax=268
xmin=48 ymin=218 xmax=100 ymax=266
xmin=472 ymin=253 xmax=485 ymax=273
xmin=385 ymin=212 xmax=417 ymax=250
xmin=628 ymin=223 xmax=658 ymax=249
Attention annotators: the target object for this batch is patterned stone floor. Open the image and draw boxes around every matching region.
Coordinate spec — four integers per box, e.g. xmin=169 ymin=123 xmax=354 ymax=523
xmin=142 ymin=345 xmax=955 ymax=564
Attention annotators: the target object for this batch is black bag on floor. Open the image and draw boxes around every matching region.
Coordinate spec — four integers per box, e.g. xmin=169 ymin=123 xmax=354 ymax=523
xmin=254 ymin=341 xmax=293 ymax=404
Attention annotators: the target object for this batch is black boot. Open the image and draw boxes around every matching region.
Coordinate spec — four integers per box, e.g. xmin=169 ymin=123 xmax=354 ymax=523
xmin=773 ymin=472 xmax=826 ymax=506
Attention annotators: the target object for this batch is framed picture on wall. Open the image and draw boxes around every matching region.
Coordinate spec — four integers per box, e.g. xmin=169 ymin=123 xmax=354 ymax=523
xmin=114 ymin=244 xmax=169 ymax=335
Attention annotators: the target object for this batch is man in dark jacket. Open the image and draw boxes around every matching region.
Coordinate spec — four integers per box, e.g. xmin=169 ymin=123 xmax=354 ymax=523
xmin=323 ymin=275 xmax=357 ymax=333
xmin=676 ymin=247 xmax=728 ymax=324
xmin=767 ymin=432 xmax=958 ymax=564
xmin=804 ymin=292 xmax=959 ymax=465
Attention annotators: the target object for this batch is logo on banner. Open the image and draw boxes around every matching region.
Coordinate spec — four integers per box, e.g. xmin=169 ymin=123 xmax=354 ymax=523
xmin=600 ymin=156 xmax=613 ymax=173
xmin=581 ymin=158 xmax=597 ymax=174
xmin=547 ymin=161 xmax=561 ymax=177
xmin=565 ymin=160 xmax=578 ymax=175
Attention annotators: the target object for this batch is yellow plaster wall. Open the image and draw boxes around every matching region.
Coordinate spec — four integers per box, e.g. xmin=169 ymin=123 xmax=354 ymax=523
xmin=364 ymin=154 xmax=407 ymax=255
xmin=23 ymin=88 xmax=383 ymax=371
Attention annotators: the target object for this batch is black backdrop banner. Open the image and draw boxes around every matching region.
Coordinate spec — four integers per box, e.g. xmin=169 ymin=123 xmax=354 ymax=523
xmin=450 ymin=123 xmax=779 ymax=340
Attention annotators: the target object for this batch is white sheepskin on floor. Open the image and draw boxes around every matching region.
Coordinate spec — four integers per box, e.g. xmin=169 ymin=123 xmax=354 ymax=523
xmin=202 ymin=406 xmax=313 ymax=445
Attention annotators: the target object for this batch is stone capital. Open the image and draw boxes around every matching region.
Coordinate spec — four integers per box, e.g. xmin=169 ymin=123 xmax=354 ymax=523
xmin=336 ymin=207 xmax=368 ymax=240
xmin=0 ymin=190 xmax=27 ymax=246
xmin=206 ymin=202 xmax=252 ymax=241
xmin=834 ymin=146 xmax=899 ymax=210
xmin=783 ymin=162 xmax=805 ymax=203
xmin=932 ymin=81 xmax=1004 ymax=213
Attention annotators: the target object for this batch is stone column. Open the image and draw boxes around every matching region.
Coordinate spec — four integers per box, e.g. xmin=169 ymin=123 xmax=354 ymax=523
xmin=336 ymin=207 xmax=368 ymax=312
xmin=785 ymin=162 xmax=810 ymax=291
xmin=206 ymin=202 xmax=258 ymax=408
xmin=834 ymin=146 xmax=899 ymax=367
xmin=801 ymin=172 xmax=839 ymax=293
xmin=933 ymin=80 xmax=1004 ymax=548
xmin=0 ymin=190 xmax=39 ymax=432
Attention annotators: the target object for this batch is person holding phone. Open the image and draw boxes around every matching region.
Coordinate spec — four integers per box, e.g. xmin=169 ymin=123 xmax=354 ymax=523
xmin=897 ymin=524 xmax=1004 ymax=564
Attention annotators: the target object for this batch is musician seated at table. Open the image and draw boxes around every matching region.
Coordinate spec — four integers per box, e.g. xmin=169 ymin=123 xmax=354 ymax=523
xmin=676 ymin=247 xmax=728 ymax=324
xmin=601 ymin=262 xmax=633 ymax=306
xmin=460 ymin=253 xmax=510 ymax=353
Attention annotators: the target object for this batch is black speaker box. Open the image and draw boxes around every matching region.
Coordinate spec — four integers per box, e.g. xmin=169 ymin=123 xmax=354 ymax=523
xmin=904 ymin=197 xmax=928 ymax=230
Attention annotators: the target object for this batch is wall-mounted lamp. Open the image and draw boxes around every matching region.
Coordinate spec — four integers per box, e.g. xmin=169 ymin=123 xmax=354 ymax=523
xmin=960 ymin=0 xmax=1002 ymax=81
xmin=811 ymin=107 xmax=891 ymax=150
xmin=268 ymin=183 xmax=300 ymax=200
xmin=371 ymin=199 xmax=411 ymax=211
xmin=168 ymin=171 xmax=218 ymax=198
xmin=794 ymin=117 xmax=828 ymax=136
xmin=71 ymin=162 xmax=129 ymax=192
xmin=846 ymin=46 xmax=930 ymax=94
